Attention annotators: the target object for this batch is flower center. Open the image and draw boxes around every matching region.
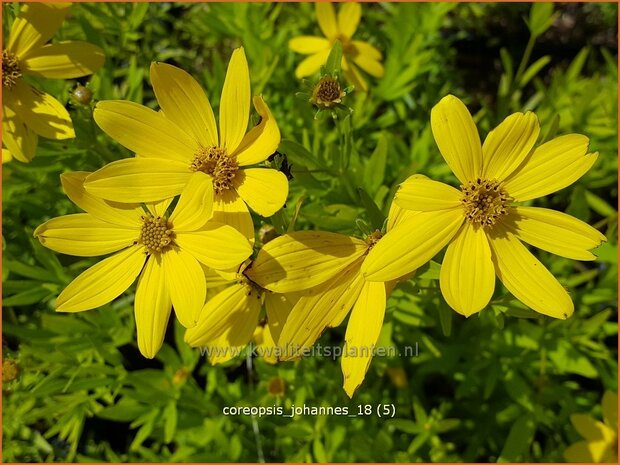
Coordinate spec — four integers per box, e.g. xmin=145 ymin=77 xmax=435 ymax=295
xmin=2 ymin=50 xmax=22 ymax=89
xmin=461 ymin=178 xmax=512 ymax=228
xmin=312 ymin=76 xmax=344 ymax=108
xmin=138 ymin=215 xmax=174 ymax=254
xmin=190 ymin=146 xmax=239 ymax=194
xmin=365 ymin=230 xmax=383 ymax=250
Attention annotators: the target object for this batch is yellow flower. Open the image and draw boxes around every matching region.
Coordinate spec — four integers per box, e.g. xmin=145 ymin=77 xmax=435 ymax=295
xmin=2 ymin=3 xmax=104 ymax=162
xmin=362 ymin=95 xmax=606 ymax=319
xmin=246 ymin=202 xmax=414 ymax=397
xmin=289 ymin=2 xmax=384 ymax=92
xmin=34 ymin=172 xmax=252 ymax=358
xmin=84 ymin=47 xmax=287 ymax=242
xmin=184 ymin=263 xmax=296 ymax=365
xmin=565 ymin=391 xmax=618 ymax=463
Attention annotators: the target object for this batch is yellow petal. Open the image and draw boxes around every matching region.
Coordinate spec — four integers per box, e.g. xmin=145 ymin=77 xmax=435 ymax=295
xmin=150 ymin=62 xmax=218 ymax=147
xmin=94 ymin=100 xmax=198 ymax=162
xmin=439 ymin=223 xmax=495 ymax=317
xmin=7 ymin=3 xmax=70 ymax=57
xmin=386 ymin=198 xmax=418 ymax=231
xmin=337 ymin=3 xmax=362 ymax=39
xmin=362 ymin=209 xmax=464 ymax=281
xmin=602 ymin=391 xmax=618 ymax=431
xmin=2 ymin=104 xmax=37 ymax=162
xmin=22 ymin=41 xmax=104 ymax=79
xmin=253 ymin=324 xmax=278 ymax=364
xmin=289 ymin=36 xmax=330 ymax=54
xmin=571 ymin=414 xmax=616 ymax=443
xmin=351 ymin=40 xmax=382 ymax=60
xmin=264 ymin=292 xmax=294 ymax=344
xmin=316 ymin=2 xmax=338 ymax=40
xmin=162 ymin=247 xmax=206 ymax=328
xmin=278 ymin=260 xmax=365 ymax=360
xmin=395 ymin=174 xmax=462 ymax=211
xmin=212 ymin=189 xmax=255 ymax=243
xmin=234 ymin=168 xmax=288 ymax=217
xmin=8 ymin=81 xmax=74 ymax=139
xmin=205 ymin=316 xmax=259 ymax=365
xmin=145 ymin=198 xmax=173 ymax=218
xmin=233 ymin=96 xmax=280 ymax=166
xmin=168 ymin=172 xmax=214 ymax=231
xmin=430 ymin=95 xmax=482 ymax=184
xmin=184 ymin=283 xmax=261 ymax=348
xmin=342 ymin=280 xmax=386 ymax=398
xmin=482 ymin=111 xmax=540 ymax=181
xmin=246 ymin=231 xmax=368 ymax=292
xmin=84 ymin=157 xmax=191 ymax=203
xmin=175 ymin=223 xmax=252 ymax=270
xmin=134 ymin=254 xmax=171 ymax=359
xmin=564 ymin=442 xmax=595 ymax=463
xmin=34 ymin=213 xmax=137 ymax=257
xmin=352 ymin=55 xmax=384 ymax=78
xmin=506 ymin=207 xmax=606 ymax=261
xmin=295 ymin=49 xmax=330 ymax=78
xmin=488 ymin=225 xmax=573 ymax=319
xmin=342 ymin=58 xmax=367 ymax=92
xmin=503 ymin=134 xmax=596 ymax=201
xmin=219 ymin=47 xmax=250 ymax=155
xmin=61 ymin=171 xmax=143 ymax=227
xmin=57 ymin=245 xmax=146 ymax=312
xmin=2 ymin=149 xmax=13 ymax=164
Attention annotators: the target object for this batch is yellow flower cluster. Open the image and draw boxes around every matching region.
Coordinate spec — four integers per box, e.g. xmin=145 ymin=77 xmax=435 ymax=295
xmin=2 ymin=3 xmax=104 ymax=162
xmin=20 ymin=2 xmax=605 ymax=398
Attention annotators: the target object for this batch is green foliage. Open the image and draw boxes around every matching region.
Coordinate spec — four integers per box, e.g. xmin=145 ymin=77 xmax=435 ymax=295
xmin=2 ymin=2 xmax=617 ymax=463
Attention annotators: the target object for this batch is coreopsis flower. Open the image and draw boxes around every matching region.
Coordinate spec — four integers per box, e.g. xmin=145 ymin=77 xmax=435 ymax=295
xmin=34 ymin=172 xmax=252 ymax=358
xmin=565 ymin=391 xmax=617 ymax=463
xmin=84 ymin=47 xmax=287 ymax=242
xmin=184 ymin=262 xmax=296 ymax=365
xmin=246 ymin=202 xmax=415 ymax=397
xmin=289 ymin=2 xmax=384 ymax=92
xmin=362 ymin=95 xmax=606 ymax=319
xmin=2 ymin=3 xmax=104 ymax=162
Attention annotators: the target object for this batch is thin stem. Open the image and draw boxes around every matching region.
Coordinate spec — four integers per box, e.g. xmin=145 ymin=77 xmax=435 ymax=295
xmin=246 ymin=351 xmax=265 ymax=463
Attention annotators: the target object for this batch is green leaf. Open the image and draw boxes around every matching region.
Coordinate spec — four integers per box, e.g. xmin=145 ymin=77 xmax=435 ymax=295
xmin=363 ymin=133 xmax=388 ymax=195
xmin=519 ymin=55 xmax=551 ymax=87
xmin=163 ymin=401 xmax=178 ymax=443
xmin=527 ymin=3 xmax=556 ymax=38
xmin=324 ymin=40 xmax=343 ymax=76
xmin=498 ymin=414 xmax=536 ymax=462
xmin=98 ymin=398 xmax=150 ymax=422
xmin=585 ymin=190 xmax=617 ymax=217
xmin=358 ymin=188 xmax=385 ymax=231
xmin=437 ymin=299 xmax=452 ymax=337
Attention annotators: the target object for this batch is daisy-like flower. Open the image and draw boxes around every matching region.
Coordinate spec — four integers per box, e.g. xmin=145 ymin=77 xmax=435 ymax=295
xmin=84 ymin=47 xmax=287 ymax=242
xmin=246 ymin=202 xmax=414 ymax=397
xmin=34 ymin=172 xmax=252 ymax=358
xmin=2 ymin=3 xmax=104 ymax=162
xmin=184 ymin=262 xmax=296 ymax=365
xmin=565 ymin=391 xmax=617 ymax=463
xmin=362 ymin=95 xmax=606 ymax=319
xmin=289 ymin=2 xmax=384 ymax=92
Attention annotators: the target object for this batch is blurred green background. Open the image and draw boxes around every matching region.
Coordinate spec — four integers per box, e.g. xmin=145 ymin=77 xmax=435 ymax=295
xmin=2 ymin=2 xmax=618 ymax=462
